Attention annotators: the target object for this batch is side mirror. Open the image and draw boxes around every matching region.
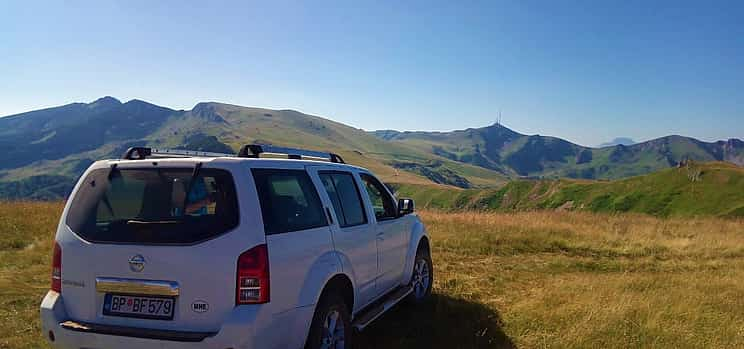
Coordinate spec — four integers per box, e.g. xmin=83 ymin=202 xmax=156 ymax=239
xmin=397 ymin=198 xmax=415 ymax=216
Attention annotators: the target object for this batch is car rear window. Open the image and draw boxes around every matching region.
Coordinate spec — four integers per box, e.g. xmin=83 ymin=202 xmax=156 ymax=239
xmin=251 ymin=169 xmax=327 ymax=235
xmin=66 ymin=167 xmax=239 ymax=244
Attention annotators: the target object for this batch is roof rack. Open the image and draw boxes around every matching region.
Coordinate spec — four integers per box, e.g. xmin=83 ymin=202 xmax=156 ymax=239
xmin=121 ymin=145 xmax=345 ymax=164
xmin=121 ymin=147 xmax=233 ymax=160
xmin=237 ymin=144 xmax=345 ymax=163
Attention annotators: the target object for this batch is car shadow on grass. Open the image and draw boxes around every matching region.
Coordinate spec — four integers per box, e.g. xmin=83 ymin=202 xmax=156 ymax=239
xmin=354 ymin=293 xmax=516 ymax=348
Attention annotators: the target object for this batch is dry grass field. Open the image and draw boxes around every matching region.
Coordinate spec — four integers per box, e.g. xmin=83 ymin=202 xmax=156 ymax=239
xmin=2 ymin=202 xmax=744 ymax=348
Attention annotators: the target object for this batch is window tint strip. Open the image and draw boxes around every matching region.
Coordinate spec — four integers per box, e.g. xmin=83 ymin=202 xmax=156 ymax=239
xmin=320 ymin=174 xmax=346 ymax=226
xmin=327 ymin=175 xmax=350 ymax=226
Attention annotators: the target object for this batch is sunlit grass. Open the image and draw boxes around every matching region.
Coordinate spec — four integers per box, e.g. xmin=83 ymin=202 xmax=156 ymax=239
xmin=361 ymin=210 xmax=744 ymax=348
xmin=2 ymin=202 xmax=744 ymax=348
xmin=0 ymin=201 xmax=60 ymax=348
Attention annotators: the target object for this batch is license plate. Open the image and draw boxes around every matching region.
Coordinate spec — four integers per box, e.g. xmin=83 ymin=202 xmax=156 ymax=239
xmin=103 ymin=294 xmax=175 ymax=320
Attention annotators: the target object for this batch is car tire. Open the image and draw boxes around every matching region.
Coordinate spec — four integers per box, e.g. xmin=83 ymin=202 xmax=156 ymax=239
xmin=305 ymin=292 xmax=352 ymax=349
xmin=407 ymin=245 xmax=433 ymax=304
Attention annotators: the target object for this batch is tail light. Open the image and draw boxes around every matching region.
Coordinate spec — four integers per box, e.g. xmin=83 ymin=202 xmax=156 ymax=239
xmin=236 ymin=244 xmax=270 ymax=304
xmin=51 ymin=242 xmax=62 ymax=292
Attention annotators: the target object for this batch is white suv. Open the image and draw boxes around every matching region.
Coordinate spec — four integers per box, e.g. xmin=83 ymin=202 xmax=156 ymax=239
xmin=40 ymin=145 xmax=432 ymax=349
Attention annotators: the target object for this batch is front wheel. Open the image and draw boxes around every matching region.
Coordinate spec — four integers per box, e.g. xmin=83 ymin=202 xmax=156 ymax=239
xmin=305 ymin=293 xmax=352 ymax=349
xmin=408 ymin=246 xmax=433 ymax=303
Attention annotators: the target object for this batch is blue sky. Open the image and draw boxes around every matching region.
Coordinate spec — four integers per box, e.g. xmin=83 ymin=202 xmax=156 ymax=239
xmin=1 ymin=1 xmax=742 ymax=147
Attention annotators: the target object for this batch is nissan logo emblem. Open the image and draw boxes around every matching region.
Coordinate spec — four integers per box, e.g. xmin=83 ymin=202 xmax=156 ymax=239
xmin=129 ymin=254 xmax=146 ymax=272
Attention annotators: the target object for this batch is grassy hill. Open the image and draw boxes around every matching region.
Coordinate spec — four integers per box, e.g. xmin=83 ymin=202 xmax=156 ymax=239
xmin=152 ymin=102 xmax=508 ymax=187
xmin=392 ymin=161 xmax=744 ymax=218
xmin=4 ymin=202 xmax=744 ymax=348
xmin=0 ymin=98 xmax=507 ymax=198
xmin=1 ymin=96 xmax=742 ymax=199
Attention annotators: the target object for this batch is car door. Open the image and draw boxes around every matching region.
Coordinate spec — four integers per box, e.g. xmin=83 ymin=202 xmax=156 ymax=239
xmin=307 ymin=166 xmax=378 ymax=309
xmin=358 ymin=172 xmax=409 ymax=295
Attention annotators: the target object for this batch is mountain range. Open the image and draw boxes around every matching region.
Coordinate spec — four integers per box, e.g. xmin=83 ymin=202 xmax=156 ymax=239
xmin=0 ymin=97 xmax=742 ymax=199
xmin=371 ymin=127 xmax=743 ymax=179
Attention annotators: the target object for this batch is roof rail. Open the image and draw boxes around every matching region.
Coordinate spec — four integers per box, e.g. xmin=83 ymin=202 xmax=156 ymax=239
xmin=237 ymin=144 xmax=345 ymax=163
xmin=121 ymin=147 xmax=233 ymax=160
xmin=151 ymin=148 xmax=234 ymax=158
xmin=120 ymin=145 xmax=345 ymax=164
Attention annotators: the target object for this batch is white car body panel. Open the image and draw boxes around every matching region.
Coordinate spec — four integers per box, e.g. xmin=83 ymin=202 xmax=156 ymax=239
xmin=306 ymin=165 xmax=380 ymax=310
xmin=399 ymin=218 xmax=429 ymax=285
xmin=41 ymin=155 xmax=429 ymax=349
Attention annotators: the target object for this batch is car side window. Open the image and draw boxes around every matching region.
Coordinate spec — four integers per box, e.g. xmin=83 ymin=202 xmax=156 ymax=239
xmin=319 ymin=171 xmax=367 ymax=227
xmin=360 ymin=173 xmax=397 ymax=221
xmin=252 ymin=169 xmax=327 ymax=234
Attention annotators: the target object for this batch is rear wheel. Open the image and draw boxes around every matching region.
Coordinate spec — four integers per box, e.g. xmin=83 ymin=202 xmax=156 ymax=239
xmin=408 ymin=246 xmax=433 ymax=303
xmin=305 ymin=292 xmax=352 ymax=349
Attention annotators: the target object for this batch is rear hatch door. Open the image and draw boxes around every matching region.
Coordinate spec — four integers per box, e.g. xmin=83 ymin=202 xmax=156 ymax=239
xmin=57 ymin=161 xmax=264 ymax=332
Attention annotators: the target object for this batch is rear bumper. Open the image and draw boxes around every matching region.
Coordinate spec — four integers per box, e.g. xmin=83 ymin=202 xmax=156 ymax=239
xmin=58 ymin=320 xmax=216 ymax=342
xmin=40 ymin=291 xmax=315 ymax=349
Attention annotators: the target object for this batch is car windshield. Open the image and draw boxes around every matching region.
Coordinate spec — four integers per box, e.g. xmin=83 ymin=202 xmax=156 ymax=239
xmin=66 ymin=167 xmax=239 ymax=244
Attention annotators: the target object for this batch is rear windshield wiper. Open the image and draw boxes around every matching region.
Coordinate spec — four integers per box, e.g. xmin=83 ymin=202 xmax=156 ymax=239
xmin=126 ymin=220 xmax=181 ymax=225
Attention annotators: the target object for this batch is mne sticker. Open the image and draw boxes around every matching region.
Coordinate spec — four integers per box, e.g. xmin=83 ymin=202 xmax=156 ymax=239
xmin=192 ymin=300 xmax=209 ymax=313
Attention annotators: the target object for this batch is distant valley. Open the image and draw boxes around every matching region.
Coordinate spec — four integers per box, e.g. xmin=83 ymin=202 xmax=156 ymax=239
xmin=0 ymin=97 xmax=742 ymax=199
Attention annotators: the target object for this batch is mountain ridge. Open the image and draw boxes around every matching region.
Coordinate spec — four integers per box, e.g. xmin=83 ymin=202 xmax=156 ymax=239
xmin=369 ymin=123 xmax=744 ymax=179
xmin=0 ymin=97 xmax=742 ymax=199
